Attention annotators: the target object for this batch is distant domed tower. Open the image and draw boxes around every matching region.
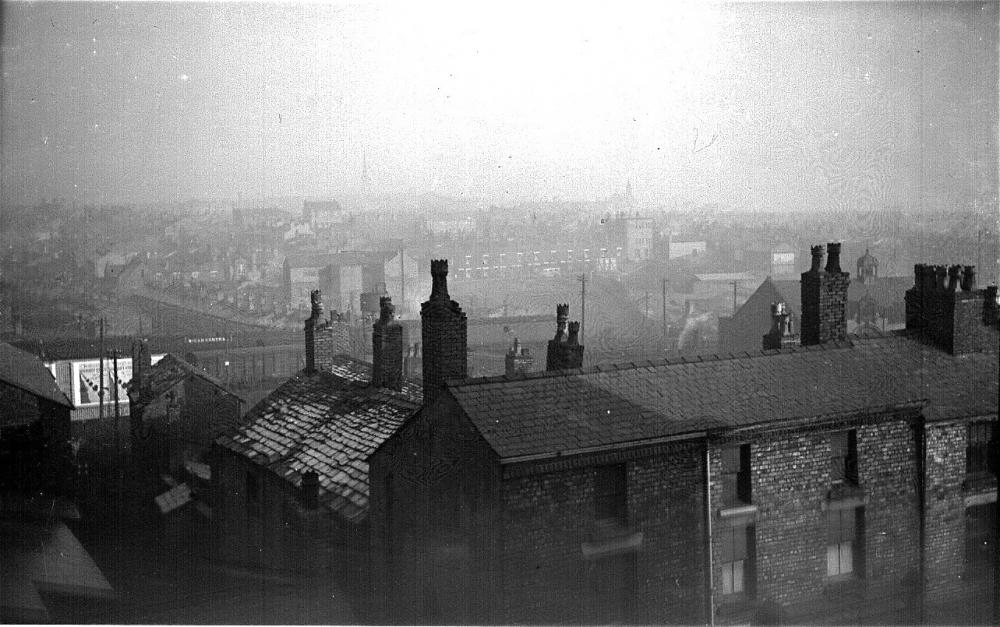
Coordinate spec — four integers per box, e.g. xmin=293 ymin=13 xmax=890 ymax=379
xmin=857 ymin=249 xmax=878 ymax=284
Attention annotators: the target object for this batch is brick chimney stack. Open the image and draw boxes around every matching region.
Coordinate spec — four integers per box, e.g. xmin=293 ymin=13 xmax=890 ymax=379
xmin=800 ymin=243 xmax=850 ymax=346
xmin=763 ymin=302 xmax=799 ymax=350
xmin=546 ymin=305 xmax=585 ymax=370
xmin=372 ymin=296 xmax=404 ymax=390
xmin=304 ymin=290 xmax=324 ymax=373
xmin=421 ymin=260 xmax=467 ymax=406
xmin=905 ymin=262 xmax=998 ymax=354
xmin=505 ymin=337 xmax=533 ymax=377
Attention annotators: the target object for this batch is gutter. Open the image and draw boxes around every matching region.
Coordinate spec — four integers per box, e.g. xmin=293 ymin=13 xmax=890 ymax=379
xmin=500 ymin=430 xmax=707 ymax=466
xmin=704 ymin=441 xmax=715 ymax=626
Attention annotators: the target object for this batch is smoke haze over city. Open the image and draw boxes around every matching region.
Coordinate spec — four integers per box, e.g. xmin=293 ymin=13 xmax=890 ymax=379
xmin=2 ymin=1 xmax=996 ymax=214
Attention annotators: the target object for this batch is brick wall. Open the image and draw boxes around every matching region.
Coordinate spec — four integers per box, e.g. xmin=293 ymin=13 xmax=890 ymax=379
xmin=856 ymin=420 xmax=921 ymax=596
xmin=749 ymin=432 xmax=829 ymax=607
xmin=500 ymin=442 xmax=705 ymax=624
xmin=923 ymin=422 xmax=967 ymax=601
xmin=368 ymin=392 xmax=500 ymax=624
xmin=711 ymin=417 xmax=922 ymax=622
xmin=800 ymin=270 xmax=849 ymax=346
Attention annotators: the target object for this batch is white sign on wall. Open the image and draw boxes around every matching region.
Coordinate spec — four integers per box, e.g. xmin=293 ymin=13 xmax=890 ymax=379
xmin=70 ymin=354 xmax=165 ymax=408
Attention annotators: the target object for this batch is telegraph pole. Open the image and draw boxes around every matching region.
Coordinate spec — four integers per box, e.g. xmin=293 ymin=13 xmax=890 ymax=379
xmin=578 ymin=274 xmax=587 ymax=345
xmin=662 ymin=278 xmax=668 ymax=340
xmin=99 ymin=318 xmax=105 ymax=421
xmin=730 ymin=281 xmax=738 ymax=315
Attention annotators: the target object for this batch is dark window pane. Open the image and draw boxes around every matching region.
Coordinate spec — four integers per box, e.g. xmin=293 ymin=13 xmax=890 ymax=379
xmin=595 ymin=464 xmax=627 ymax=524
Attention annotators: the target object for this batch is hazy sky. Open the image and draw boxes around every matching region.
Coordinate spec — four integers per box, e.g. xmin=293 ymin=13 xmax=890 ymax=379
xmin=1 ymin=1 xmax=996 ymax=212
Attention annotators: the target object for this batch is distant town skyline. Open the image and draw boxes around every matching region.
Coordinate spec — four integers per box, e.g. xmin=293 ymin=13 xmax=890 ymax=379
xmin=2 ymin=2 xmax=996 ymax=215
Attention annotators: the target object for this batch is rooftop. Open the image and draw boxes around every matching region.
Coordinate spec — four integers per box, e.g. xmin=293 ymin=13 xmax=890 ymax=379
xmin=0 ymin=342 xmax=72 ymax=410
xmin=446 ymin=334 xmax=998 ymax=461
xmin=215 ymin=355 xmax=421 ymax=523
xmin=131 ymin=353 xmax=242 ymax=402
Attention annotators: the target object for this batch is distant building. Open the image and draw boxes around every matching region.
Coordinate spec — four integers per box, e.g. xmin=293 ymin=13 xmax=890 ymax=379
xmin=283 ymin=250 xmax=419 ymax=314
xmin=368 ymin=244 xmax=999 ymax=624
xmin=303 ymin=199 xmax=345 ymax=230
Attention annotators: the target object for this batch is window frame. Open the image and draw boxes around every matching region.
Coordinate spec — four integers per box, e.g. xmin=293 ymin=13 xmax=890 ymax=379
xmin=826 ymin=506 xmax=864 ymax=580
xmin=966 ymin=421 xmax=994 ymax=475
xmin=830 ymin=430 xmax=858 ymax=486
xmin=718 ymin=524 xmax=756 ymax=599
xmin=721 ymin=444 xmax=752 ymax=506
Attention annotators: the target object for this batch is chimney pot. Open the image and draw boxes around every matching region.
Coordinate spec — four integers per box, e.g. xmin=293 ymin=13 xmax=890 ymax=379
xmin=430 ymin=259 xmax=450 ymax=300
xmin=947 ymin=265 xmax=962 ymax=291
xmin=379 ymin=296 xmax=395 ymax=322
xmin=809 ymin=245 xmax=825 ymax=272
xmin=961 ymin=265 xmax=976 ymax=292
xmin=825 ymin=242 xmax=842 ymax=274
xmin=554 ymin=304 xmax=569 ymax=341
xmin=934 ymin=265 xmax=948 ymax=290
xmin=567 ymin=321 xmax=580 ymax=345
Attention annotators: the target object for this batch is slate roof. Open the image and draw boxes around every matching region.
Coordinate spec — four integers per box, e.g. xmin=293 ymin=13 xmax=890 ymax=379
xmin=447 ymin=335 xmax=998 ymax=461
xmin=215 ymin=355 xmax=421 ymax=523
xmin=0 ymin=343 xmax=72 ymax=408
xmin=133 ymin=353 xmax=241 ymax=401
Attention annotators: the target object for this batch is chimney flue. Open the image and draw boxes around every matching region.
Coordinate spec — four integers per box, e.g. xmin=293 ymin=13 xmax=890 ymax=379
xmin=809 ymin=245 xmax=825 ymax=273
xmin=824 ymin=242 xmax=842 ymax=274
xmin=430 ymin=259 xmax=450 ymax=300
xmin=554 ymin=304 xmax=569 ymax=341
xmin=947 ymin=265 xmax=962 ymax=291
xmin=567 ymin=321 xmax=580 ymax=345
xmin=373 ymin=296 xmax=403 ymax=390
xmin=961 ymin=266 xmax=976 ymax=292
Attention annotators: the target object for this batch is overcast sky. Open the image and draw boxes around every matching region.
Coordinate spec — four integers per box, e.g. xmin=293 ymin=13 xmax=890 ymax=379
xmin=1 ymin=1 xmax=996 ymax=212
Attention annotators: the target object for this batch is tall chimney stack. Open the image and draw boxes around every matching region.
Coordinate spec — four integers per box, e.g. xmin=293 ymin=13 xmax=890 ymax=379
xmin=905 ymin=263 xmax=996 ymax=353
xmin=304 ymin=290 xmax=324 ymax=373
xmin=800 ymin=243 xmax=850 ymax=346
xmin=372 ymin=296 xmax=404 ymax=390
xmin=421 ymin=260 xmax=467 ymax=406
xmin=546 ymin=305 xmax=585 ymax=370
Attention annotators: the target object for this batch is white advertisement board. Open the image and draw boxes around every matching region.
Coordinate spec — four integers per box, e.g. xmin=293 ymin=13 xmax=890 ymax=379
xmin=70 ymin=354 xmax=165 ymax=408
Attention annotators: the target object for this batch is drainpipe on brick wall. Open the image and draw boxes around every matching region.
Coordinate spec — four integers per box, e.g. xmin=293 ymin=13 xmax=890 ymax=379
xmin=915 ymin=421 xmax=927 ymax=624
xmin=704 ymin=442 xmax=715 ymax=626
xmin=988 ymin=410 xmax=1000 ymax=623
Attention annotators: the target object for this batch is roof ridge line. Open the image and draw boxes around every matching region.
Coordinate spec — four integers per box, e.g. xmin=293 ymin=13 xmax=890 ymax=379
xmin=446 ymin=340 xmax=860 ymax=388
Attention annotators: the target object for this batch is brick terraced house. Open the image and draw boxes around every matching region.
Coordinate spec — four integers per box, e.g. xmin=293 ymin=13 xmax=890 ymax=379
xmin=211 ymin=292 xmax=420 ymax=594
xmin=368 ymin=244 xmax=1000 ymax=624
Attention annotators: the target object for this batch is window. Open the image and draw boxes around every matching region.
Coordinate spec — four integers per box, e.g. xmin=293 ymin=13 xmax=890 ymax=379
xmin=965 ymin=503 xmax=995 ymax=570
xmin=827 ymin=507 xmax=863 ymax=578
xmin=721 ymin=445 xmax=752 ymax=506
xmin=830 ymin=430 xmax=858 ymax=485
xmin=719 ymin=525 xmax=755 ymax=596
xmin=595 ymin=464 xmax=627 ymax=526
xmin=967 ymin=422 xmax=994 ymax=474
xmin=246 ymin=471 xmax=261 ymax=519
